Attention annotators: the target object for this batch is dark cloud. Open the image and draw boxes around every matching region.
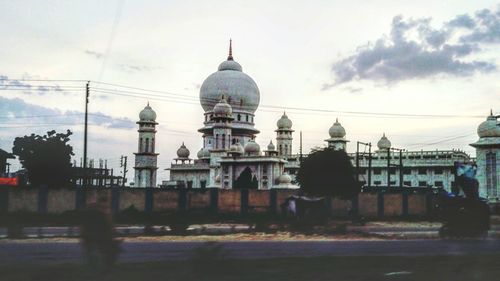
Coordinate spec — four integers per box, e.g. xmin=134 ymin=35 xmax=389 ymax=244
xmin=447 ymin=14 xmax=476 ymax=29
xmin=0 ymin=75 xmax=72 ymax=96
xmin=327 ymin=6 xmax=500 ymax=87
xmin=0 ymin=96 xmax=135 ymax=130
xmin=459 ymin=8 xmax=500 ymax=43
xmin=84 ymin=50 xmax=103 ymax=59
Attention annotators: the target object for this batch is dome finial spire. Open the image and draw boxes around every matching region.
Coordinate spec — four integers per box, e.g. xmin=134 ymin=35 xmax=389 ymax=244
xmin=490 ymin=109 xmax=493 ymax=116
xmin=228 ymin=38 xmax=233 ymax=61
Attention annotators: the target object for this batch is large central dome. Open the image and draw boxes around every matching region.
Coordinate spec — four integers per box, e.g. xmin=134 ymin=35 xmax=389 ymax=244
xmin=199 ymin=41 xmax=260 ymax=113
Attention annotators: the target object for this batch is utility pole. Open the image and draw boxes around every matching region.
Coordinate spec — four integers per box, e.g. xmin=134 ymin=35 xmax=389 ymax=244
xmin=83 ymin=81 xmax=90 ymax=188
xmin=120 ymin=156 xmax=128 ymax=187
xmin=299 ymin=131 xmax=303 ymax=165
xmin=387 ymin=148 xmax=391 ymax=190
xmin=357 ymin=141 xmax=371 ymax=189
xmin=388 ymin=147 xmax=404 ymax=190
xmin=399 ymin=149 xmax=404 ymax=189
xmin=356 ymin=142 xmax=360 ymax=183
xmin=368 ymin=143 xmax=372 ymax=188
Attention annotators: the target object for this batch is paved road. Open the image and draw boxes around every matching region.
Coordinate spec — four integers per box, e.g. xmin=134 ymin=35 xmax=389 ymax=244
xmin=1 ymin=240 xmax=500 ymax=264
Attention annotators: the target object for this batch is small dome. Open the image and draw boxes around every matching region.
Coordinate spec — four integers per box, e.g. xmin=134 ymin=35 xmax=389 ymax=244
xmin=278 ymin=173 xmax=292 ymax=184
xmin=267 ymin=140 xmax=276 ymax=151
xmin=277 ymin=112 xmax=293 ymax=129
xmin=197 ymin=147 xmax=210 ymax=159
xmin=329 ymin=118 xmax=346 ymax=138
xmin=478 ymin=111 xmax=500 ymax=137
xmin=176 ymin=142 xmax=190 ymax=158
xmin=244 ymin=139 xmax=260 ymax=155
xmin=213 ymin=96 xmax=233 ymax=116
xmin=377 ymin=133 xmax=391 ymax=150
xmin=139 ymin=103 xmax=157 ymax=121
xmin=229 ymin=143 xmax=244 ymax=154
xmin=197 ymin=148 xmax=204 ymax=159
xmin=218 ymin=60 xmax=243 ymax=71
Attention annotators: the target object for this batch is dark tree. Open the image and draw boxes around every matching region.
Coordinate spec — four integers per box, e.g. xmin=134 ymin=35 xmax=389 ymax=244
xmin=12 ymin=130 xmax=74 ymax=187
xmin=251 ymin=175 xmax=258 ymax=189
xmin=296 ymin=148 xmax=360 ymax=199
xmin=233 ymin=167 xmax=258 ymax=189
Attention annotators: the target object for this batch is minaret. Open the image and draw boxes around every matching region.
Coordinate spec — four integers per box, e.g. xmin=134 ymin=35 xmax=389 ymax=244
xmin=134 ymin=103 xmax=159 ymax=188
xmin=275 ymin=112 xmax=294 ymax=157
xmin=212 ymin=96 xmax=234 ymax=150
xmin=470 ymin=110 xmax=499 ymax=199
xmin=325 ymin=118 xmax=348 ymax=151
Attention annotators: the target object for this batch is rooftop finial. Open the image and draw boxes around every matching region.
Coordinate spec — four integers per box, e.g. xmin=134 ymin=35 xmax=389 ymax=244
xmin=491 ymin=109 xmax=493 ymax=116
xmin=228 ymin=38 xmax=233 ymax=61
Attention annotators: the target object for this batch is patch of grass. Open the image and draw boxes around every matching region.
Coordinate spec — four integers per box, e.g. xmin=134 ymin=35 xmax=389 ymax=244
xmin=1 ymin=254 xmax=500 ymax=281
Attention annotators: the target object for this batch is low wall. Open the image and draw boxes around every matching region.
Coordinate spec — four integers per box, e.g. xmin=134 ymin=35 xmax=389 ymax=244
xmin=0 ymin=187 xmax=432 ymax=218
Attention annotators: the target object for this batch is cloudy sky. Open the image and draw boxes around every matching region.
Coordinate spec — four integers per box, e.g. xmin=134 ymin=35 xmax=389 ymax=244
xmin=1 ymin=0 xmax=498 ymax=183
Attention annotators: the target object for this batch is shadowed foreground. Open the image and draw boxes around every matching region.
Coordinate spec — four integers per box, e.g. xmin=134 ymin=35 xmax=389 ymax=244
xmin=1 ymin=254 xmax=500 ymax=281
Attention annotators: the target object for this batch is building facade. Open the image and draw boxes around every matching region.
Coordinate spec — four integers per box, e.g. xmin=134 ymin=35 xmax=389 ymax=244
xmin=282 ymin=120 xmax=471 ymax=191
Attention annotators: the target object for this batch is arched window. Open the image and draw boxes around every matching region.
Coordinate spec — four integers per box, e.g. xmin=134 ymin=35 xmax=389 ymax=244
xmin=145 ymin=138 xmax=150 ymax=152
xmin=222 ymin=134 xmax=226 ymax=149
xmin=237 ymin=114 xmax=241 ymax=121
xmin=246 ymin=115 xmax=249 ymax=122
xmin=232 ymin=138 xmax=236 ymax=145
xmin=285 ymin=144 xmax=288 ymax=156
xmin=152 ymin=138 xmax=155 ymax=153
xmin=139 ymin=137 xmax=143 ymax=152
xmin=215 ymin=134 xmax=219 ymax=149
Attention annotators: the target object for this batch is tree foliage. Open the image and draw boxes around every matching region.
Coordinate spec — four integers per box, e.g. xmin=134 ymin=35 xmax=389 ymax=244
xmin=296 ymin=148 xmax=360 ymax=199
xmin=233 ymin=167 xmax=258 ymax=189
xmin=12 ymin=130 xmax=74 ymax=187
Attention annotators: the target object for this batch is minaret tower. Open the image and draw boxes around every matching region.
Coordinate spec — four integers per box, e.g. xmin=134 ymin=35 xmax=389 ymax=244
xmin=212 ymin=96 xmax=234 ymax=150
xmin=470 ymin=110 xmax=500 ymax=199
xmin=134 ymin=103 xmax=159 ymax=188
xmin=325 ymin=118 xmax=349 ymax=151
xmin=276 ymin=112 xmax=294 ymax=157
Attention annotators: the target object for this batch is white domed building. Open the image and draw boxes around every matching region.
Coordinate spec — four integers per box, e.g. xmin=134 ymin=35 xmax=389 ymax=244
xmin=167 ymin=41 xmax=292 ymax=189
xmin=157 ymin=42 xmax=492 ymax=196
xmin=470 ymin=110 xmax=500 ymax=199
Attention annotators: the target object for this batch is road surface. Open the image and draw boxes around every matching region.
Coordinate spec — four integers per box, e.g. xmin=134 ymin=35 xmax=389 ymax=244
xmin=1 ymin=239 xmax=500 ymax=264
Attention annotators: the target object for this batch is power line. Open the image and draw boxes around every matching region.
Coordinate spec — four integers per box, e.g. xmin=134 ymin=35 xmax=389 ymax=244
xmin=0 ymin=77 xmax=490 ymax=119
xmin=0 ymin=78 xmax=87 ymax=83
xmin=0 ymin=113 xmax=84 ymax=119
